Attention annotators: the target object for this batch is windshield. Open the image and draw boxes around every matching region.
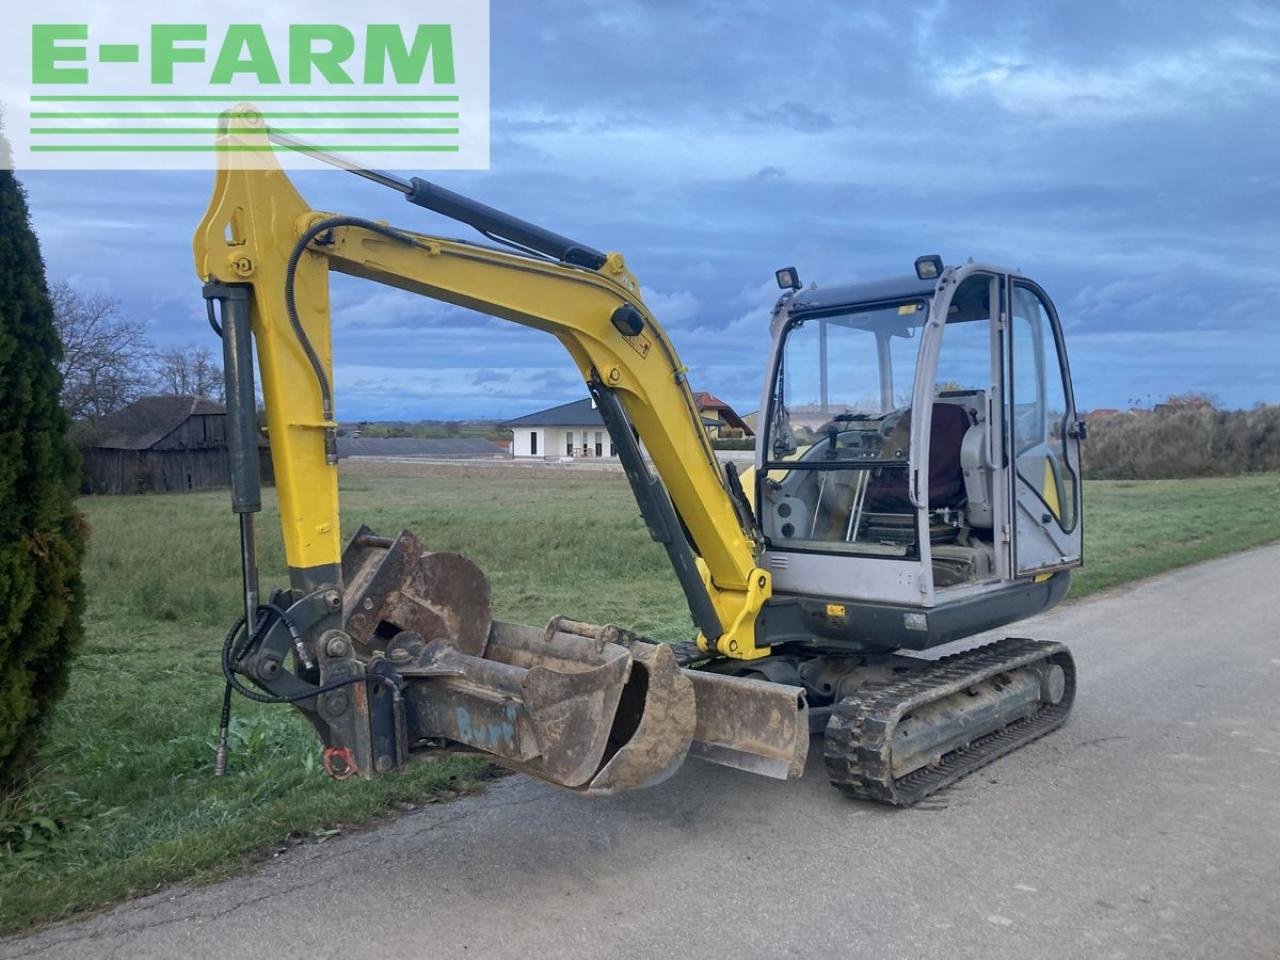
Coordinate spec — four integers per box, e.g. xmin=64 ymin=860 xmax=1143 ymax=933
xmin=767 ymin=300 xmax=926 ymax=460
xmin=758 ymin=299 xmax=928 ymax=560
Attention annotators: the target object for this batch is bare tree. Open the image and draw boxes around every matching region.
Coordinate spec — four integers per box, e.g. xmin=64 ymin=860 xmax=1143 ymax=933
xmin=49 ymin=282 xmax=153 ymax=421
xmin=152 ymin=344 xmax=224 ymax=400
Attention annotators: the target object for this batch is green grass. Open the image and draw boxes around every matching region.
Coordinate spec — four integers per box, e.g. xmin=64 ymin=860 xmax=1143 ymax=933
xmin=1 ymin=469 xmax=1277 ymax=933
xmin=1069 ymin=474 xmax=1280 ymax=598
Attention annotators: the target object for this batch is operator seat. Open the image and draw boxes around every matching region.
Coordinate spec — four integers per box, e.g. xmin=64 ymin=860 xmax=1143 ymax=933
xmin=865 ymin=403 xmax=971 ymax=510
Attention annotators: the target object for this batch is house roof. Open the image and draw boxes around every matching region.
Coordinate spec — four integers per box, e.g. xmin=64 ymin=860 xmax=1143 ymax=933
xmin=692 ymin=391 xmax=730 ymax=410
xmin=502 ymin=397 xmax=603 ymax=428
xmin=692 ymin=391 xmax=753 ymax=435
xmin=336 ymin=437 xmax=506 ymax=459
xmin=94 ymin=396 xmax=225 ymax=450
xmin=504 ymin=393 xmax=754 ymax=436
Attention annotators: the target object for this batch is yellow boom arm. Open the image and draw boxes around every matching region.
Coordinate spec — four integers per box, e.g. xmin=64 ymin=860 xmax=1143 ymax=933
xmin=194 ymin=117 xmax=771 ymax=659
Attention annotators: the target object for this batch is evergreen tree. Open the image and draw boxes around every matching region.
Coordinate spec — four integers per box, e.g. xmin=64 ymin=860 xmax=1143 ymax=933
xmin=0 ymin=121 xmax=86 ymax=789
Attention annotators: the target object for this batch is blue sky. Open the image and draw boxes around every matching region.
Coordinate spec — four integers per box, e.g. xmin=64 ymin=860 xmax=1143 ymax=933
xmin=18 ymin=0 xmax=1280 ymax=420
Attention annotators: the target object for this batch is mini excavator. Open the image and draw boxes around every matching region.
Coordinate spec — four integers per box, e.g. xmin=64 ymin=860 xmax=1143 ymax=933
xmin=197 ymin=109 xmax=1084 ymax=805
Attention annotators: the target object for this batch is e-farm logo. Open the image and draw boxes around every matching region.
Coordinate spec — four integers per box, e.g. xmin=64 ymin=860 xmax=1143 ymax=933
xmin=1 ymin=1 xmax=490 ymax=170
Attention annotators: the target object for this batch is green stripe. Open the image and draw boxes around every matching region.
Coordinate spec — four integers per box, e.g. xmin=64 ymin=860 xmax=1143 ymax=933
xmin=30 ymin=111 xmax=458 ymax=119
xmin=31 ymin=127 xmax=460 ymax=135
xmin=98 ymin=44 xmax=140 ymax=63
xmin=31 ymin=144 xmax=462 ymax=152
xmin=30 ymin=94 xmax=460 ymax=102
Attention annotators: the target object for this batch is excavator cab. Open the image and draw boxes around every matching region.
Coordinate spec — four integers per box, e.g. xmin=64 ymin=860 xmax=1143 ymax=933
xmin=755 ymin=263 xmax=1084 ymax=652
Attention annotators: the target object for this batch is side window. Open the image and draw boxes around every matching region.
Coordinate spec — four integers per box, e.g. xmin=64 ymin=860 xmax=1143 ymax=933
xmin=934 ymin=274 xmax=994 ymax=398
xmin=1011 ymin=285 xmax=1078 ymax=531
xmin=1009 ymin=312 xmax=1043 ymax=454
xmin=935 ymin=316 xmax=992 ymax=394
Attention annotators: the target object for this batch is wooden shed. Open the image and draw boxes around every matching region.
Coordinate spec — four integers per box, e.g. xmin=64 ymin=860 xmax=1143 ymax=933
xmin=81 ymin=396 xmax=273 ymax=495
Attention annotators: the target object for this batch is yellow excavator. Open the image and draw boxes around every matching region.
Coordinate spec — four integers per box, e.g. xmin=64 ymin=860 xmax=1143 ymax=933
xmin=196 ymin=108 xmax=1084 ymax=805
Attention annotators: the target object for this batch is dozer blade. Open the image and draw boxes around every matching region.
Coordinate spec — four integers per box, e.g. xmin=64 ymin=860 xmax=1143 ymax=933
xmin=686 ymin=671 xmax=809 ymax=780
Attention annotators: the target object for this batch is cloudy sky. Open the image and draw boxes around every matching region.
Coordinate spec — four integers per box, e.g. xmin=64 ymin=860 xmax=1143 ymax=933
xmin=18 ymin=0 xmax=1280 ymax=420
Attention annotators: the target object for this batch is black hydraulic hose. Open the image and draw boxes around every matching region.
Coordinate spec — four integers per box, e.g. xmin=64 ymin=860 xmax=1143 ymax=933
xmin=220 ymin=606 xmax=371 ymax=706
xmin=214 ymin=602 xmax=379 ymax=772
xmin=206 ymin=298 xmax=223 ymax=338
xmin=282 ymin=216 xmax=416 ymax=439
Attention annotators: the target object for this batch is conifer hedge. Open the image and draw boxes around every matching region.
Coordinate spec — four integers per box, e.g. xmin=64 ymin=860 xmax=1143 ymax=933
xmin=0 ymin=139 xmax=87 ymax=789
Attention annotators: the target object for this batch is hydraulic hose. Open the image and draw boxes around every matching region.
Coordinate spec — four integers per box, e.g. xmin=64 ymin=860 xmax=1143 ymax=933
xmin=282 ymin=217 xmax=417 ymax=460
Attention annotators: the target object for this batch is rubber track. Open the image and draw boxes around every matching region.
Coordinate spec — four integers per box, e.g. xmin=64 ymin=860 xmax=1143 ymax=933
xmin=823 ymin=637 xmax=1076 ymax=806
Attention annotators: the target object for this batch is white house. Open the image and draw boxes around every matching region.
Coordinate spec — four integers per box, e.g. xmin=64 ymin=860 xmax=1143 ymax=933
xmin=503 ymin=398 xmax=617 ymax=459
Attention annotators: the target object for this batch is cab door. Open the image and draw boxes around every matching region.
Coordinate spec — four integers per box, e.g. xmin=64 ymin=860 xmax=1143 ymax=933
xmin=1006 ymin=278 xmax=1083 ymax=574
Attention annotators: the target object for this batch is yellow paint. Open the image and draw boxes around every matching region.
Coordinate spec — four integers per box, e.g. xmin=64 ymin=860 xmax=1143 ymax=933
xmin=193 ymin=111 xmax=338 ymax=572
xmin=739 ymin=444 xmax=815 ymax=511
xmin=825 ymin=603 xmax=846 ymax=618
xmin=1042 ymin=457 xmax=1061 ymax=521
xmin=194 ymin=107 xmax=771 ymax=658
xmin=694 ymin=560 xmax=771 ymax=659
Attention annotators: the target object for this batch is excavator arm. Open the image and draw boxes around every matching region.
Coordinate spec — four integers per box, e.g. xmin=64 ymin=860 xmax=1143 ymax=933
xmin=194 ymin=110 xmax=805 ymax=792
xmin=194 ymin=112 xmax=769 ymax=660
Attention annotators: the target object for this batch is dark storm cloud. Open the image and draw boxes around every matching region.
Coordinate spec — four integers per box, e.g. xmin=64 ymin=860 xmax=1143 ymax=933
xmin=18 ymin=0 xmax=1280 ymax=417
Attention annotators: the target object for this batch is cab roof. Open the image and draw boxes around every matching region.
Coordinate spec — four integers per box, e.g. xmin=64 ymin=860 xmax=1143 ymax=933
xmin=787 ymin=274 xmax=939 ymax=314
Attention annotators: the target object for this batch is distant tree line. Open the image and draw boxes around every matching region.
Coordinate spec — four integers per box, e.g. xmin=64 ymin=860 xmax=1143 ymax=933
xmin=710 ymin=437 xmax=755 ymax=450
xmin=347 ymin=419 xmax=507 ymax=442
xmin=50 ymin=282 xmax=223 ymax=424
xmin=1082 ymin=394 xmax=1280 ymax=480
xmin=726 ymin=392 xmax=1280 ymax=478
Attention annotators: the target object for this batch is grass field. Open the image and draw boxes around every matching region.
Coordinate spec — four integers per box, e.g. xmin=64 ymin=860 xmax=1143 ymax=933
xmin=1 ymin=467 xmax=1278 ymax=932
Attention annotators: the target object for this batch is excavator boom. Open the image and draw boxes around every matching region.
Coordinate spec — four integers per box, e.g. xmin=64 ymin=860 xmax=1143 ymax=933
xmin=196 ymin=109 xmax=806 ymax=790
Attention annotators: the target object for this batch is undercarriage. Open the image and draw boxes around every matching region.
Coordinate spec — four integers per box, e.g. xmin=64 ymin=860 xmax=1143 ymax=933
xmin=683 ymin=635 xmax=1074 ymax=804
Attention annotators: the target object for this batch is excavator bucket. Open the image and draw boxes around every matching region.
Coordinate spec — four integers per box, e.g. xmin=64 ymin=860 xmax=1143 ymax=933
xmin=334 ymin=529 xmax=806 ymax=792
xmin=579 ymin=638 xmax=695 ymax=795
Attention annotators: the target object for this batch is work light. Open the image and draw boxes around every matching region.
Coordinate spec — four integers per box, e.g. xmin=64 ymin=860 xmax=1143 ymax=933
xmin=914 ymin=255 xmax=944 ymax=280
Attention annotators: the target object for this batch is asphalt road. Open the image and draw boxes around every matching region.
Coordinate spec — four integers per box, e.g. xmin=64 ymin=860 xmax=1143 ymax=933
xmin=5 ymin=545 xmax=1279 ymax=960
